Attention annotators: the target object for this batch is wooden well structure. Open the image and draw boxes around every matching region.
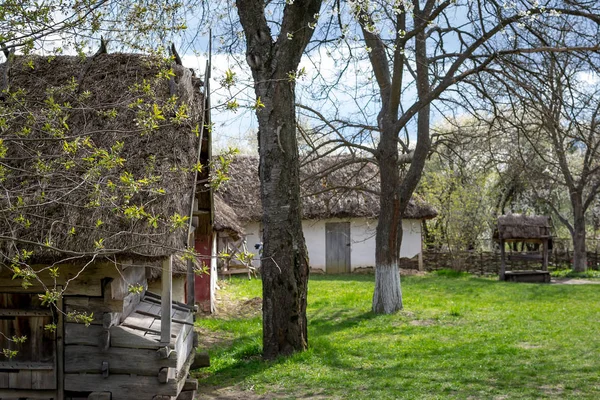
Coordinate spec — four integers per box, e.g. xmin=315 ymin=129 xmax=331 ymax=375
xmin=495 ymin=214 xmax=552 ymax=283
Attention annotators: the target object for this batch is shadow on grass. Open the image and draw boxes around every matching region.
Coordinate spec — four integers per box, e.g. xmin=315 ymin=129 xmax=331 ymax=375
xmin=309 ymin=309 xmax=380 ymax=336
xmin=309 ymin=273 xmax=374 ymax=282
xmin=196 ymin=311 xmax=380 ymax=387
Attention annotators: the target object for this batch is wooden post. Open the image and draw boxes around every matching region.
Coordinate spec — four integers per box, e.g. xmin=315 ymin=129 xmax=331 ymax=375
xmin=56 ymin=289 xmax=64 ymax=400
xmin=186 ymin=258 xmax=195 ymax=307
xmin=161 ymin=256 xmax=172 ymax=346
xmin=500 ymin=239 xmax=506 ymax=281
xmin=542 ymin=238 xmax=549 ymax=271
xmin=480 ymin=251 xmax=484 ymax=276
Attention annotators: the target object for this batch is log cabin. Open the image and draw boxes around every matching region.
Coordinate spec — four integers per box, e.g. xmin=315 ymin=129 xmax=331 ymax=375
xmin=0 ymin=52 xmax=212 ymax=399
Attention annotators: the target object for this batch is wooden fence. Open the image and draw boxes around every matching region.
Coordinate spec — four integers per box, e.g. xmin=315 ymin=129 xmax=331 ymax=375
xmin=401 ymin=240 xmax=600 ymax=274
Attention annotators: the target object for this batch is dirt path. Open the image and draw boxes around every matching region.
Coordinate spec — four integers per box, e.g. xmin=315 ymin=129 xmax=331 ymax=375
xmin=552 ymin=278 xmax=600 ymax=284
xmin=197 ymin=386 xmax=274 ymax=399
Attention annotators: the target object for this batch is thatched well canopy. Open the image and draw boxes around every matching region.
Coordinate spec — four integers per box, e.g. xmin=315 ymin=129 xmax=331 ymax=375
xmin=0 ymin=53 xmax=203 ymax=263
xmin=214 ymin=156 xmax=437 ymax=225
xmin=495 ymin=214 xmax=552 ymax=241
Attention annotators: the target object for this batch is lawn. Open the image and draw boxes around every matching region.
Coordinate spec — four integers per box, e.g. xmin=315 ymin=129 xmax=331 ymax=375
xmin=194 ymin=272 xmax=600 ymax=399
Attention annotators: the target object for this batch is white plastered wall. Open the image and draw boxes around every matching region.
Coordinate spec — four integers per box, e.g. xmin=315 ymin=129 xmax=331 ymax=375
xmin=240 ymin=218 xmax=422 ymax=273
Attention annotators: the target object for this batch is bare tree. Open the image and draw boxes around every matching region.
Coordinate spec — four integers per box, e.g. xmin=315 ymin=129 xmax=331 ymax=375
xmin=482 ymin=48 xmax=600 ymax=272
xmin=296 ymin=0 xmax=600 ymax=312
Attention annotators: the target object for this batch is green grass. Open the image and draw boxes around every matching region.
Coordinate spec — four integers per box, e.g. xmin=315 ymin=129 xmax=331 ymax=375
xmin=195 ymin=274 xmax=600 ymax=399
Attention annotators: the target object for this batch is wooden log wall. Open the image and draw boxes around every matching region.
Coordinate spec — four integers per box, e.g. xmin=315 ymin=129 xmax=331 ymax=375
xmin=0 ymin=260 xmax=168 ymax=399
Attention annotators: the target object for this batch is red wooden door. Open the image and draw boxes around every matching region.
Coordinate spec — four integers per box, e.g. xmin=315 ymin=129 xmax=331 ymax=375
xmin=194 ymin=234 xmax=213 ymax=310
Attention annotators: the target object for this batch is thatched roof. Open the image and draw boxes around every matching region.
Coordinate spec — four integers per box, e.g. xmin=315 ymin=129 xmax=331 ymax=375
xmin=215 ymin=156 xmax=437 ymax=224
xmin=213 ymin=194 xmax=244 ymax=240
xmin=496 ymin=214 xmax=552 ymax=240
xmin=0 ymin=53 xmax=203 ymax=262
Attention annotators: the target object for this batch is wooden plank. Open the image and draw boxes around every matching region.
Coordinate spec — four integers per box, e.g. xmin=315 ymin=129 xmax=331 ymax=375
xmin=109 ymin=266 xmax=147 ymax=302
xmin=0 ymin=371 xmax=9 ymax=388
xmin=109 ymin=326 xmax=161 ymax=349
xmin=56 ymin=289 xmax=64 ymax=400
xmin=88 ymin=392 xmax=112 ymax=400
xmin=64 ymin=297 xmax=122 ymax=319
xmin=52 ymin=262 xmax=121 ymax=296
xmin=100 ymin=329 xmax=110 ymax=351
xmin=0 ymin=362 xmax=53 ymax=370
xmin=186 ymin=258 xmax=195 ymax=307
xmin=135 ymin=301 xmax=156 ymax=314
xmin=135 ymin=310 xmax=194 ymax=327
xmin=176 ymin=390 xmax=195 ymax=400
xmin=103 ymin=312 xmax=121 ymax=329
xmin=120 ymin=291 xmax=142 ymax=322
xmin=158 ymin=367 xmax=169 ymax=383
xmin=0 ymin=309 xmax=52 ymax=317
xmin=175 ymin=324 xmax=194 ymax=372
xmin=0 ymin=389 xmax=56 ymax=399
xmin=64 ymin=323 xmax=103 ymax=346
xmin=121 ymin=323 xmax=162 ymax=336
xmin=64 ymin=373 xmax=183 ymax=398
xmin=161 ymin=257 xmax=172 ymax=346
xmin=500 ymin=240 xmax=506 ymax=280
xmin=543 ymin=239 xmax=549 ymax=271
xmin=181 ymin=379 xmax=198 ymax=392
xmin=9 ymin=369 xmax=32 ymax=389
xmin=145 ymin=292 xmax=196 ymax=312
xmin=64 ymin=345 xmax=177 ymax=375
xmin=31 ymin=370 xmax=56 ymax=390
xmin=122 ymin=312 xmax=157 ymax=331
xmin=143 ymin=296 xmax=195 ymax=313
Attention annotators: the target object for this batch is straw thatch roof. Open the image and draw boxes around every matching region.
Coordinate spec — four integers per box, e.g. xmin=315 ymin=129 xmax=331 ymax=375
xmin=0 ymin=53 xmax=203 ymax=262
xmin=495 ymin=214 xmax=551 ymax=240
xmin=213 ymin=194 xmax=244 ymax=240
xmin=214 ymin=156 xmax=437 ymax=225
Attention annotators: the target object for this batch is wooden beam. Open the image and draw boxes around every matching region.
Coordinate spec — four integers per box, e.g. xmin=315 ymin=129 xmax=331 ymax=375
xmin=135 ymin=310 xmax=194 ymax=326
xmin=88 ymin=392 xmax=112 ymax=400
xmin=161 ymin=256 xmax=172 ymax=346
xmin=0 ymin=309 xmax=53 ymax=317
xmin=0 ymin=389 xmax=56 ymax=398
xmin=500 ymin=239 xmax=506 ymax=281
xmin=0 ymin=362 xmax=53 ymax=370
xmin=57 ymin=287 xmax=65 ymax=399
xmin=143 ymin=293 xmax=197 ymax=312
xmin=542 ymin=239 xmax=549 ymax=271
xmin=186 ymin=258 xmax=195 ymax=307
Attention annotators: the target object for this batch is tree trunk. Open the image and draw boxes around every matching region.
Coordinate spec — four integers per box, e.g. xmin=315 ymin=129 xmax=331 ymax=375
xmin=255 ymin=83 xmax=309 ymax=359
xmin=236 ymin=0 xmax=321 ymax=359
xmin=373 ymin=125 xmax=403 ymax=313
xmin=571 ymin=197 xmax=587 ymax=272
